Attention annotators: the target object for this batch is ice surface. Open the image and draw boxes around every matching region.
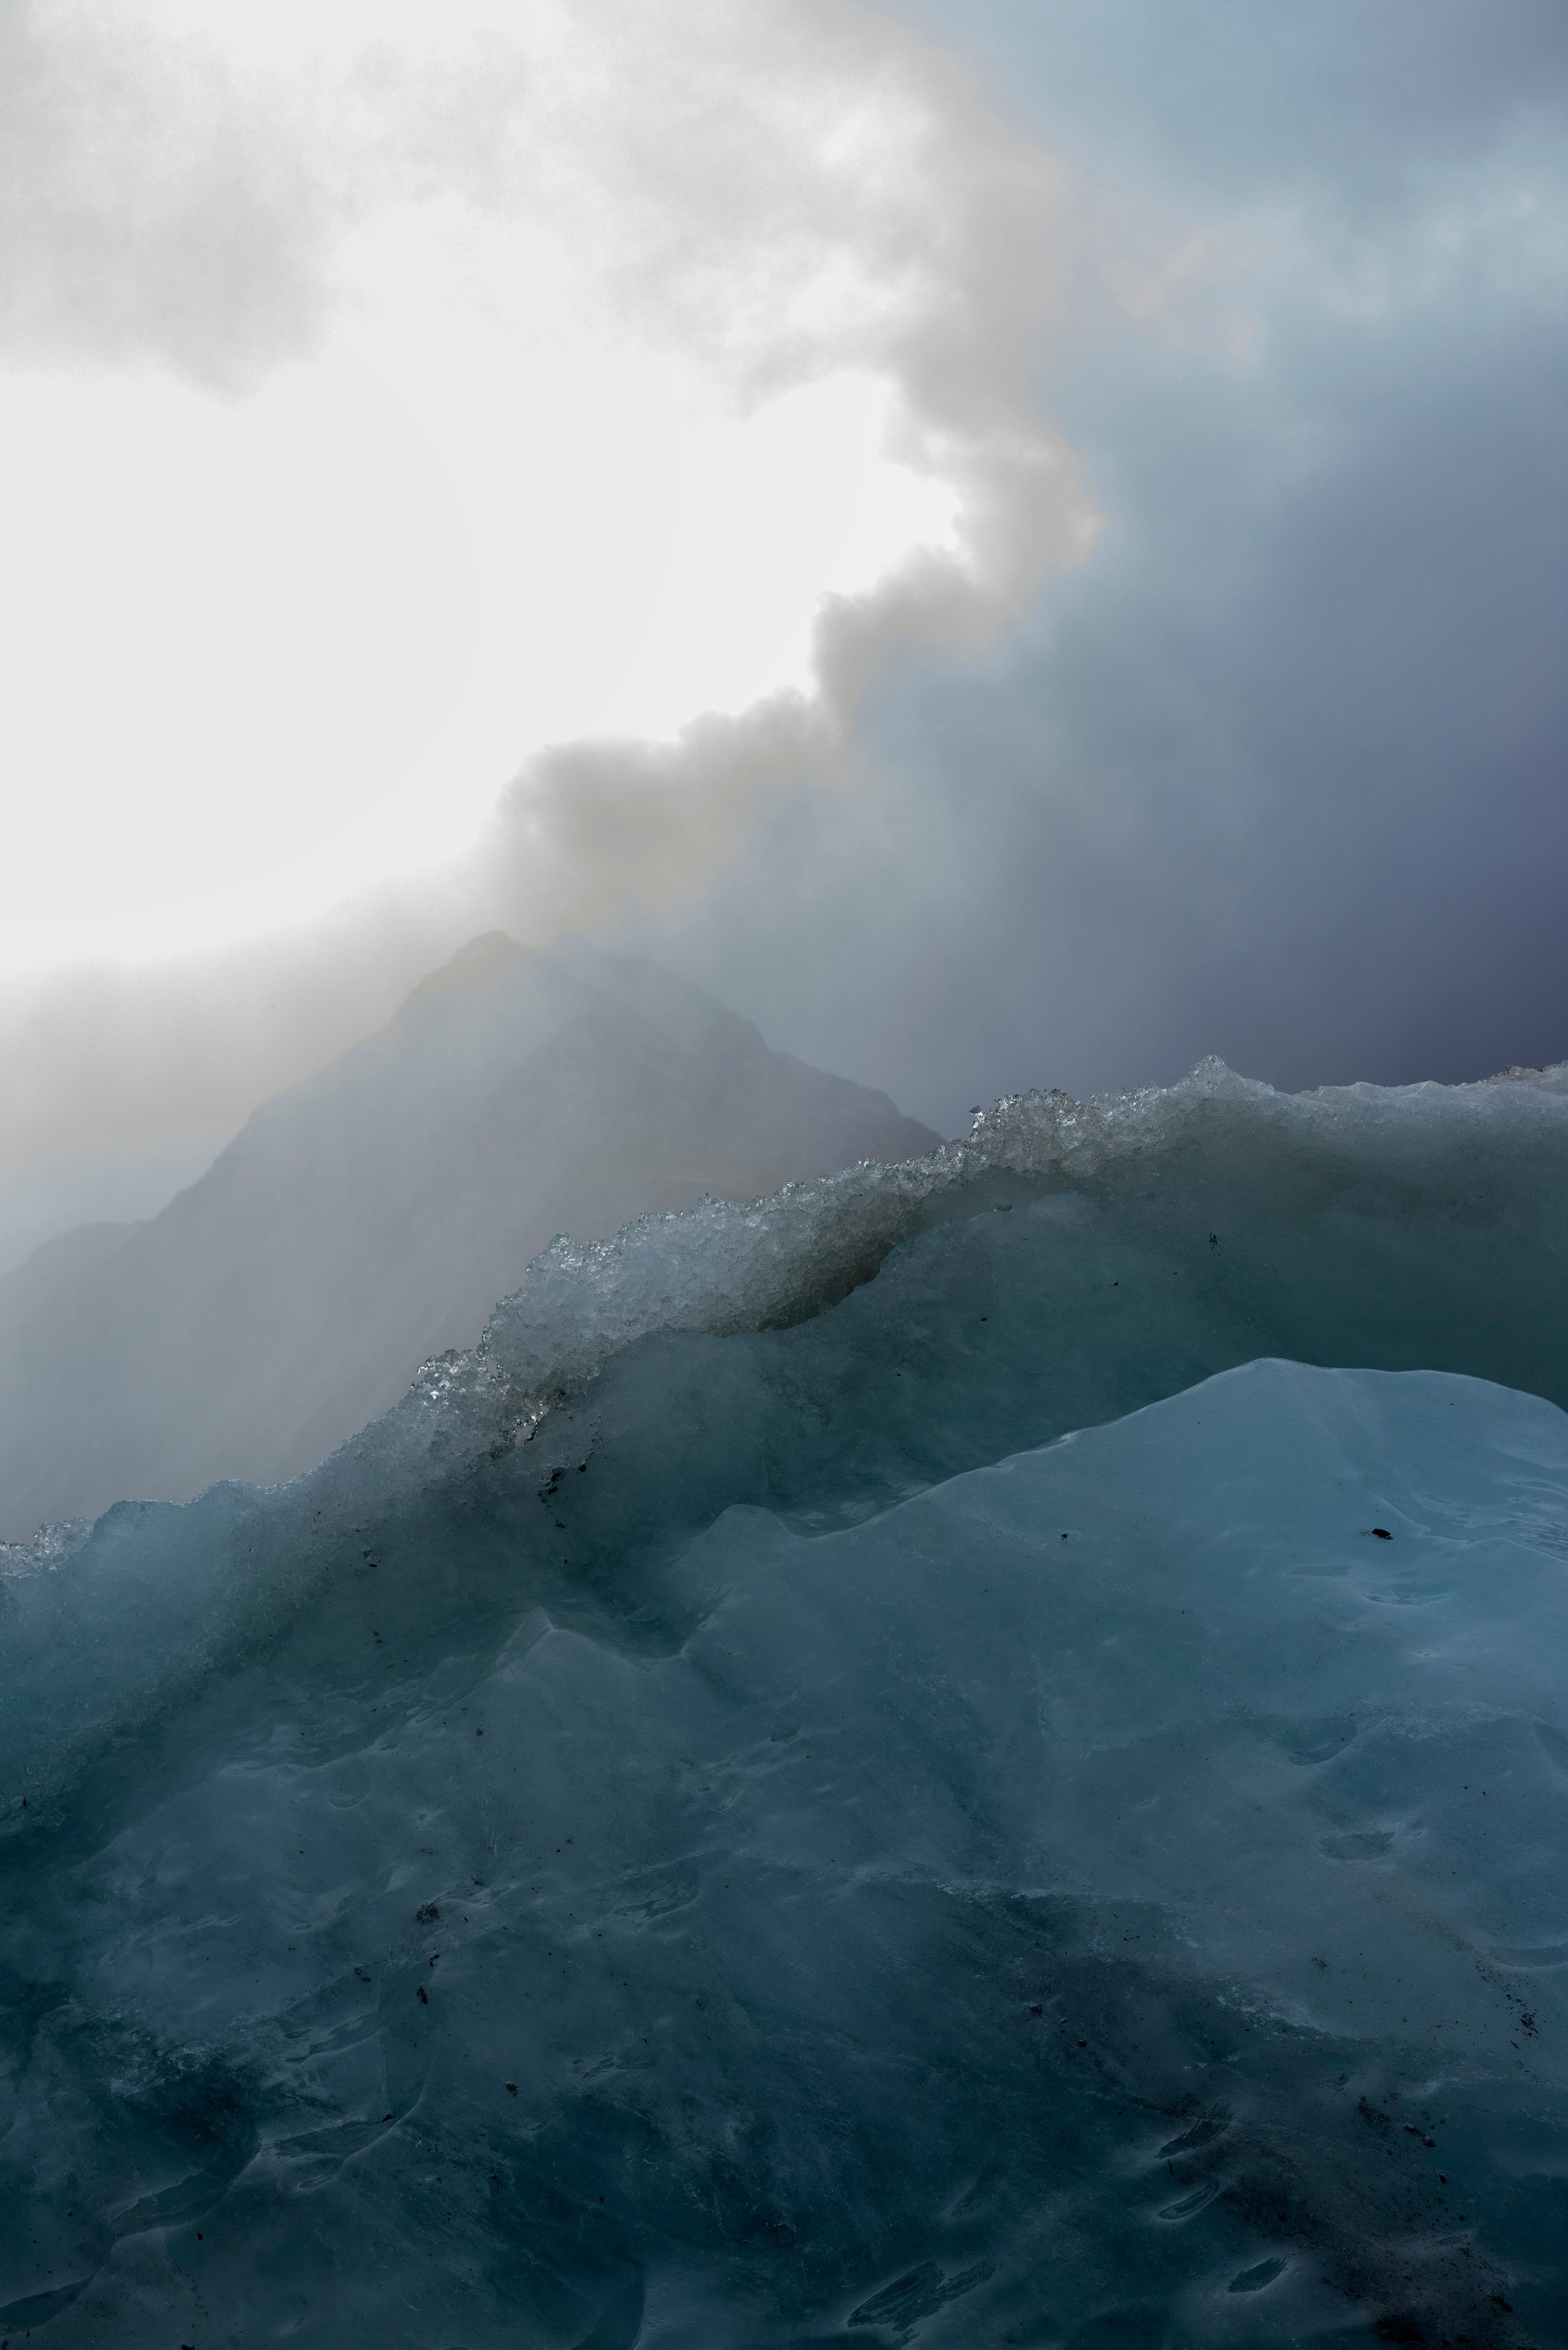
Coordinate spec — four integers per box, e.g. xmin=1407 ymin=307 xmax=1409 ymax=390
xmin=2 ymin=1058 xmax=1567 ymax=2343
xmin=3 ymin=1365 xmax=1565 ymax=2345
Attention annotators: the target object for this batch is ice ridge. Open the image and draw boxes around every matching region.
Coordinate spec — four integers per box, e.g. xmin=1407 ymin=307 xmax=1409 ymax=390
xmin=7 ymin=1053 xmax=1568 ymax=1833
xmin=2 ymin=1056 xmax=1567 ymax=2341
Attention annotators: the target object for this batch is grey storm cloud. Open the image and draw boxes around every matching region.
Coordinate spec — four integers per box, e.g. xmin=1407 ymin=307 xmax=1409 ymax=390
xmin=611 ymin=0 xmax=1568 ymax=1131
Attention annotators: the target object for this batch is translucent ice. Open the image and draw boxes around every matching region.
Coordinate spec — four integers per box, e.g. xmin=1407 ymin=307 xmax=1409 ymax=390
xmin=2 ymin=1059 xmax=1567 ymax=2344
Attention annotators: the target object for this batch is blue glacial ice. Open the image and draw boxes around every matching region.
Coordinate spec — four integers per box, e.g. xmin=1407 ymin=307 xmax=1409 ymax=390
xmin=2 ymin=1058 xmax=1567 ymax=2345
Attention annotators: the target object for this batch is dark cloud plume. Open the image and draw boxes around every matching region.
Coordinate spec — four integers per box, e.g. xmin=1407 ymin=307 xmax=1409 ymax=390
xmin=611 ymin=0 xmax=1568 ymax=1129
xmin=892 ymin=0 xmax=1568 ymax=192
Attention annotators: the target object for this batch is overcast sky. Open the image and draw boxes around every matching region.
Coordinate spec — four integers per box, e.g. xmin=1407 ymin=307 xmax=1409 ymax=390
xmin=2 ymin=0 xmax=1565 ymax=1245
xmin=623 ymin=0 xmax=1568 ymax=1119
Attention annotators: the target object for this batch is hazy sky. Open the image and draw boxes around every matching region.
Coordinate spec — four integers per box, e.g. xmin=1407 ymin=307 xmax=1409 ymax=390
xmin=2 ymin=0 xmax=1565 ymax=1231
xmin=4 ymin=0 xmax=1076 ymax=970
xmin=624 ymin=0 xmax=1568 ymax=1120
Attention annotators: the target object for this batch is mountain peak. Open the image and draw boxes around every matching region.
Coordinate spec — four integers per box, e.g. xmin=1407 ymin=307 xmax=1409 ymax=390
xmin=0 ymin=945 xmax=938 ymax=1532
xmin=395 ymin=931 xmax=532 ymax=1018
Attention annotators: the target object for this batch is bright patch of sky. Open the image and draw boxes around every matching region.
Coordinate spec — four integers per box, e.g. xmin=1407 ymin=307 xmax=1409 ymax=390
xmin=0 ymin=1 xmax=966 ymax=972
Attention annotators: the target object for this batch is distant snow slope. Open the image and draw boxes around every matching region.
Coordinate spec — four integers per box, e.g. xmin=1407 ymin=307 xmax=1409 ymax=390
xmin=0 ymin=935 xmax=936 ymax=1532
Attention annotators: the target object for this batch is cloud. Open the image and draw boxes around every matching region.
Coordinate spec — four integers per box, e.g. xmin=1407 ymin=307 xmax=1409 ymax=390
xmin=607 ymin=3 xmax=1568 ymax=1127
xmin=23 ymin=1 xmax=1561 ymax=1196
xmin=0 ymin=2 xmax=332 ymax=384
xmin=0 ymin=0 xmax=1094 ymax=1178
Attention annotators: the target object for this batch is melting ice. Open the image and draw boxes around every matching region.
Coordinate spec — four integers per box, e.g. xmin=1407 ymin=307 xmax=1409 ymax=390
xmin=2 ymin=1059 xmax=1567 ymax=2346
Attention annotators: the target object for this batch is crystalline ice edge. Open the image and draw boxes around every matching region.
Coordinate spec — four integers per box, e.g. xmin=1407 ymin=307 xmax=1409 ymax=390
xmin=0 ymin=1059 xmax=1565 ymax=2344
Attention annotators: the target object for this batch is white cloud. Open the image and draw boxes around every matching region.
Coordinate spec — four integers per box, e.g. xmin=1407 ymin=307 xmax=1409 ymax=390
xmin=0 ymin=0 xmax=1090 ymax=983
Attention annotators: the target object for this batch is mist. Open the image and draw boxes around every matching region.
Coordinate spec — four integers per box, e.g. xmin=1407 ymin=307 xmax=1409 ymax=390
xmin=615 ymin=0 xmax=1568 ymax=1129
xmin=1 ymin=0 xmax=1093 ymax=1228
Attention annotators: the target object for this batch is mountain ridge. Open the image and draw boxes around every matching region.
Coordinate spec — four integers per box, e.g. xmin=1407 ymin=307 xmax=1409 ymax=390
xmin=0 ymin=937 xmax=938 ymax=1534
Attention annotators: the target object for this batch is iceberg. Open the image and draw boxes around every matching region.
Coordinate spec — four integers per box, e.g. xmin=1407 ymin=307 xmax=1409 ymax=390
xmin=2 ymin=1059 xmax=1566 ymax=2344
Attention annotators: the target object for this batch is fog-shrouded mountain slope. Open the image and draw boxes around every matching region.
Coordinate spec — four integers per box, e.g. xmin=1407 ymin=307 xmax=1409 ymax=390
xmin=0 ymin=935 xmax=937 ymax=1534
